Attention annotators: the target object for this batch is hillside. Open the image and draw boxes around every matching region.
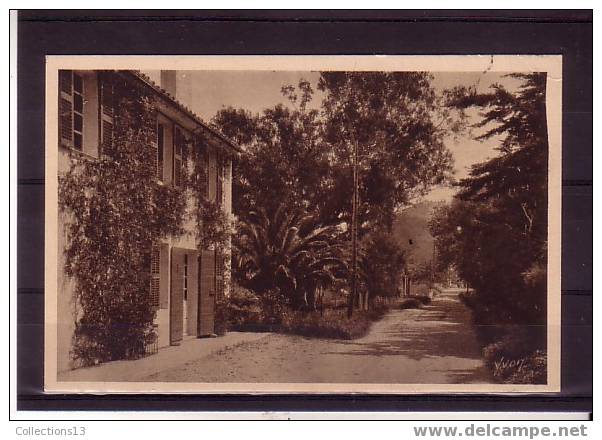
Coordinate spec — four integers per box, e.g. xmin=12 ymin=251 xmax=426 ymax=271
xmin=393 ymin=201 xmax=444 ymax=268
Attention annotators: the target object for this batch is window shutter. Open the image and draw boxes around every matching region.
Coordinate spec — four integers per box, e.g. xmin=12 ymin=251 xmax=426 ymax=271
xmin=200 ymin=152 xmax=209 ymax=198
xmin=221 ymin=159 xmax=228 ymax=208
xmin=59 ymin=98 xmax=73 ymax=143
xmin=58 ymin=70 xmax=73 ymax=146
xmin=157 ymin=123 xmax=164 ymax=180
xmin=174 ymin=156 xmax=182 ymax=186
xmin=149 ymin=120 xmax=159 ymax=179
xmin=72 ymin=73 xmax=84 ymax=151
xmin=150 ymin=244 xmax=161 ymax=308
xmin=101 ymin=80 xmax=114 ymax=118
xmin=216 ymin=153 xmax=224 ymax=207
xmin=102 ymin=120 xmax=113 ymax=149
xmin=224 ymin=159 xmax=231 ymax=208
xmin=59 ymin=70 xmax=72 ymax=94
xmin=99 ymin=77 xmax=114 ymax=152
xmin=215 ymin=249 xmax=224 ymax=299
xmin=173 ymin=127 xmax=183 ymax=187
xmin=159 ymin=243 xmax=169 ymax=309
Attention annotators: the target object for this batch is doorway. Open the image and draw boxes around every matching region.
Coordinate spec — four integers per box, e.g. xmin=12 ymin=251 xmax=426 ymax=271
xmin=170 ymin=248 xmax=199 ymax=345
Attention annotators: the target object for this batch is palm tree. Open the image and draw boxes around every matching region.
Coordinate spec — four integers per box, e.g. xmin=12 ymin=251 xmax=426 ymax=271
xmin=234 ymin=206 xmax=347 ymax=310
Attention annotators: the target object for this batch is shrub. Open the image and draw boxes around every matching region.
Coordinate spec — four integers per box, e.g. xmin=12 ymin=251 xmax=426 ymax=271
xmin=460 ymin=288 xmax=547 ymax=385
xmin=412 ymin=295 xmax=432 ymax=305
xmin=218 ymin=284 xmax=392 ymax=340
xmin=505 ymin=350 xmax=547 ymax=384
xmin=214 ymin=297 xmax=229 ymax=336
xmin=399 ymin=298 xmax=423 ymax=309
xmin=458 ymin=290 xmax=477 ymax=308
xmin=281 ymin=305 xmax=389 ymax=340
xmin=360 ymin=232 xmax=406 ymax=301
xmin=482 ymin=328 xmax=547 ymax=384
xmin=281 ymin=309 xmax=365 ymax=339
xmin=215 ymin=285 xmax=262 ymax=333
xmin=485 ymin=347 xmax=547 ymax=384
xmin=367 ymin=300 xmax=391 ymax=320
xmin=258 ymin=288 xmax=289 ymax=329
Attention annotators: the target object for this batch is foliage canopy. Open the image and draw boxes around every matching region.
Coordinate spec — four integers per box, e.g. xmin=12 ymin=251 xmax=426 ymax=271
xmin=431 ymin=73 xmax=548 ymax=326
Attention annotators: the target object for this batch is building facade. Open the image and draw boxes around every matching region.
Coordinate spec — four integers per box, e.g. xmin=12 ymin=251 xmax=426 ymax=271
xmin=56 ymin=69 xmax=237 ymax=372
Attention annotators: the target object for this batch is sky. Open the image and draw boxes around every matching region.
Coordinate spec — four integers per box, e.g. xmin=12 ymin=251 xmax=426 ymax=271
xmin=162 ymin=70 xmax=523 ymax=203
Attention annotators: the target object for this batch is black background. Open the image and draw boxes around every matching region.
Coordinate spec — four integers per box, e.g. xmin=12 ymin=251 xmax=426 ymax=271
xmin=16 ymin=10 xmax=593 ymax=416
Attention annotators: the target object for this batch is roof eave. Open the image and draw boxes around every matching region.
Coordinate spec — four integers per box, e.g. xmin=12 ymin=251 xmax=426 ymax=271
xmin=120 ymin=70 xmax=242 ymax=155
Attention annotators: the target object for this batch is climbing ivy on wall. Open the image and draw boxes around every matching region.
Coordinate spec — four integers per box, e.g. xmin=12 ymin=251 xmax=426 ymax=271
xmin=59 ymin=71 xmax=236 ymax=367
xmin=187 ymin=134 xmax=233 ymax=253
xmin=59 ymin=73 xmax=186 ymax=366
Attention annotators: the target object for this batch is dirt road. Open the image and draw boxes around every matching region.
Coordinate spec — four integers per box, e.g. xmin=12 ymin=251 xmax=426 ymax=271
xmin=143 ymin=289 xmax=493 ymax=384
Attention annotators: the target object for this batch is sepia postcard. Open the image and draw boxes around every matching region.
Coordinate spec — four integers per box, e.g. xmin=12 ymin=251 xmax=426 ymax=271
xmin=44 ymin=55 xmax=562 ymax=394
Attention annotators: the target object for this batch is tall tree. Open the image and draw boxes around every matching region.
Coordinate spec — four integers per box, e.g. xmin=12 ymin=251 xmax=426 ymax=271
xmin=214 ymin=73 xmax=456 ymax=231
xmin=318 ymin=71 xmax=455 ymax=230
xmin=214 ymin=74 xmax=456 ymax=312
xmin=213 ymin=80 xmax=331 ymax=222
xmin=448 ymin=73 xmax=548 ymax=243
xmin=431 ymin=73 xmax=549 ymax=326
xmin=359 ymin=232 xmax=406 ymax=303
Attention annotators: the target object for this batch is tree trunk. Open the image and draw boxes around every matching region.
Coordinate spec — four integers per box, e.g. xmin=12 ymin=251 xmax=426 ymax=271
xmin=306 ymin=287 xmax=317 ymax=312
xmin=347 ymin=137 xmax=359 ymax=318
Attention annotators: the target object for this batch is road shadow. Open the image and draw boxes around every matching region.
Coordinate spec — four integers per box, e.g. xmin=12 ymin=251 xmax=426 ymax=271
xmin=320 ymin=291 xmax=488 ymax=370
xmin=320 ymin=325 xmax=483 ymax=361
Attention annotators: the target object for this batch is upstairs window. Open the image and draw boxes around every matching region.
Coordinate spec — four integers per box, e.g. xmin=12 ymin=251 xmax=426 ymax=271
xmin=60 ymin=70 xmax=107 ymax=157
xmin=173 ymin=127 xmax=184 ymax=187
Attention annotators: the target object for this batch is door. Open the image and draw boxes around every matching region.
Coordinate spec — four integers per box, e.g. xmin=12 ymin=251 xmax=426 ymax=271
xmin=170 ymin=248 xmax=185 ymax=345
xmin=198 ymin=250 xmax=215 ymax=336
xmin=185 ymin=251 xmax=199 ymax=337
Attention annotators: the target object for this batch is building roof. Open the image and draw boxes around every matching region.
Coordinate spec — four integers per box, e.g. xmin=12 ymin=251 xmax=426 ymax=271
xmin=124 ymin=70 xmax=242 ymax=154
